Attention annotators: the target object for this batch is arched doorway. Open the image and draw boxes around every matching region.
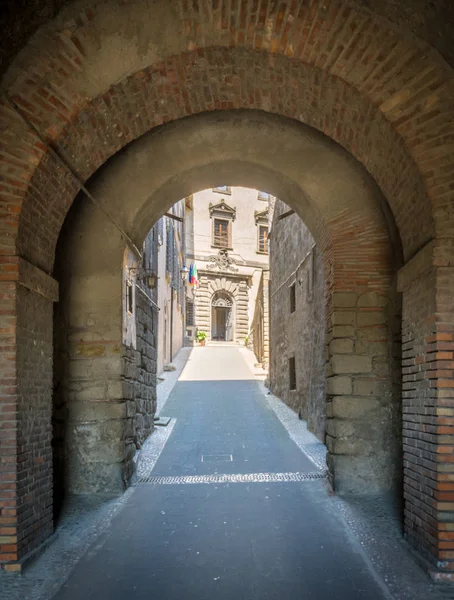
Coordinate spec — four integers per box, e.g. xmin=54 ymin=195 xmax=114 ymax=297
xmin=211 ymin=291 xmax=235 ymax=342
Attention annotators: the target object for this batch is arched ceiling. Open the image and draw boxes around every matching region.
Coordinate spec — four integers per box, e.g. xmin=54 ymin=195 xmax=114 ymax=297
xmin=2 ymin=0 xmax=454 ymax=75
xmin=0 ymin=0 xmax=452 ymax=277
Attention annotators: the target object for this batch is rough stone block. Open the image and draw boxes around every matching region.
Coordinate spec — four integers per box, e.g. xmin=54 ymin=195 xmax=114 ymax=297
xmin=328 ymin=453 xmax=400 ymax=495
xmin=331 ymin=396 xmax=380 ymax=419
xmin=353 ymin=379 xmax=379 ymax=396
xmin=330 ymin=338 xmax=354 ymax=354
xmin=332 ymin=292 xmax=357 ymax=308
xmin=357 ymin=292 xmax=389 ymax=308
xmin=69 ymin=401 xmax=127 ymax=422
xmin=373 ymin=356 xmax=390 ymax=377
xmin=327 ymin=376 xmax=352 ymax=395
xmin=357 ymin=311 xmax=387 ymax=326
xmin=332 ymin=311 xmax=356 ymax=326
xmin=332 ymin=325 xmax=355 ymax=338
xmin=357 ymin=326 xmax=388 ymax=341
xmin=326 ymin=418 xmax=355 ymax=438
xmin=355 ymin=340 xmax=389 ymax=357
xmin=331 ymin=354 xmax=372 ymax=374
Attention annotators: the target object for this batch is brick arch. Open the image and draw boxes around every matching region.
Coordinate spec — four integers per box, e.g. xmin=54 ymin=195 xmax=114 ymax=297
xmin=0 ymin=0 xmax=453 ymax=275
xmin=8 ymin=47 xmax=424 ymax=273
xmin=0 ymin=0 xmax=453 ymax=579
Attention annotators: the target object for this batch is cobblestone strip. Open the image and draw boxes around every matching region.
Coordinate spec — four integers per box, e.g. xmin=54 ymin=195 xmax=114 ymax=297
xmin=137 ymin=471 xmax=326 ymax=485
xmin=135 ymin=420 xmax=176 ymax=479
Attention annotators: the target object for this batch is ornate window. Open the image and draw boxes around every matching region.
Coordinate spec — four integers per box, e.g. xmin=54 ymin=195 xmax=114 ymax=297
xmin=209 ymin=200 xmax=236 ymax=249
xmin=254 ymin=208 xmax=269 ymax=254
xmin=214 ymin=218 xmax=231 ymax=248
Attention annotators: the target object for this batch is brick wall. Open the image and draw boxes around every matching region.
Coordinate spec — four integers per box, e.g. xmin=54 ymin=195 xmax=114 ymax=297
xmin=398 ymin=243 xmax=454 ymax=578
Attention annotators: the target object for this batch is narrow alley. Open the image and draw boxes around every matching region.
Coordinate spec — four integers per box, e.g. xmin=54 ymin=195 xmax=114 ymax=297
xmin=50 ymin=346 xmax=393 ymax=600
xmin=3 ymin=346 xmax=452 ymax=600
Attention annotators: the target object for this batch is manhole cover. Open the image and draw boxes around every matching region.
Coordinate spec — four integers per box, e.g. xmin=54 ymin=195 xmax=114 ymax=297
xmin=201 ymin=454 xmax=233 ymax=463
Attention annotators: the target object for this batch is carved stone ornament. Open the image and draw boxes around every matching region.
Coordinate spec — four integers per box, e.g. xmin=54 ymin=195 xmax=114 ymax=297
xmin=206 ymin=249 xmax=238 ymax=272
xmin=212 ymin=292 xmax=234 ymax=307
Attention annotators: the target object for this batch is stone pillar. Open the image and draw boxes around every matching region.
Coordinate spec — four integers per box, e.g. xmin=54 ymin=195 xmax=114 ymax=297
xmin=62 ymin=269 xmax=128 ymax=494
xmin=54 ymin=204 xmax=157 ymax=496
xmin=0 ymin=259 xmax=58 ymax=572
xmin=325 ymin=288 xmax=401 ymax=494
xmin=236 ymin=280 xmax=249 ymax=343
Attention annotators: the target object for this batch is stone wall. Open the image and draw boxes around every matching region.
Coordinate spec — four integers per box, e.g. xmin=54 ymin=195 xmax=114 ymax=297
xmin=269 ymin=201 xmax=326 ymax=441
xmin=52 ymin=200 xmax=158 ymax=500
xmin=121 ymin=285 xmax=157 ymax=483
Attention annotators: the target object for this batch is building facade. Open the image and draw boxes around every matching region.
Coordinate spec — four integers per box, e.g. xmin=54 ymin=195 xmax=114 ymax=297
xmin=184 ymin=187 xmax=270 ymax=359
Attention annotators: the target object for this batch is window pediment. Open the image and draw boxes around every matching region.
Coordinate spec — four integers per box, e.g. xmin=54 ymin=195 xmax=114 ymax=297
xmin=254 ymin=208 xmax=269 ymax=224
xmin=209 ymin=199 xmax=236 ymax=221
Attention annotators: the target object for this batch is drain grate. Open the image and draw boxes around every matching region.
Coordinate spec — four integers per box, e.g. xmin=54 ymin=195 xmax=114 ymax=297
xmin=137 ymin=471 xmax=327 ymax=485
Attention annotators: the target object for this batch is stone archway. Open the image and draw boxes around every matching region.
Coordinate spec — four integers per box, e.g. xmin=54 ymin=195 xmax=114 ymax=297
xmin=0 ymin=0 xmax=453 ymax=577
xmin=50 ymin=110 xmax=400 ymax=500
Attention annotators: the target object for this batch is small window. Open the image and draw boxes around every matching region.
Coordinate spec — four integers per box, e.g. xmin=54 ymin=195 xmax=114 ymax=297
xmin=213 ymin=186 xmax=231 ymax=194
xmin=126 ymin=281 xmax=134 ymax=315
xmin=213 ymin=218 xmax=230 ymax=248
xmin=289 ymin=357 xmax=297 ymax=391
xmin=186 ymin=299 xmax=195 ymax=327
xmin=289 ymin=283 xmax=296 ymax=313
xmin=258 ymin=225 xmax=268 ymax=253
xmin=258 ymin=190 xmax=270 ymax=201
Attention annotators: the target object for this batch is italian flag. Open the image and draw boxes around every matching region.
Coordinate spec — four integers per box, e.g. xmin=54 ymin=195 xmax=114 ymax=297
xmin=188 ymin=263 xmax=199 ymax=287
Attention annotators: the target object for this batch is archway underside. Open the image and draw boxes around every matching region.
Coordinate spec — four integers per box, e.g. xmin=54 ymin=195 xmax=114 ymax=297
xmin=0 ymin=0 xmax=453 ymax=580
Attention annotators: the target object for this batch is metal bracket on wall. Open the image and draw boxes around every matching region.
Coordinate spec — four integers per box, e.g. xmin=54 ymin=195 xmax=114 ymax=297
xmin=277 ymin=209 xmax=295 ymax=220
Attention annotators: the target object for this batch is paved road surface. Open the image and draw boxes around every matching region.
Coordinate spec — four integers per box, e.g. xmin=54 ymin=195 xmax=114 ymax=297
xmin=52 ymin=346 xmax=390 ymax=600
